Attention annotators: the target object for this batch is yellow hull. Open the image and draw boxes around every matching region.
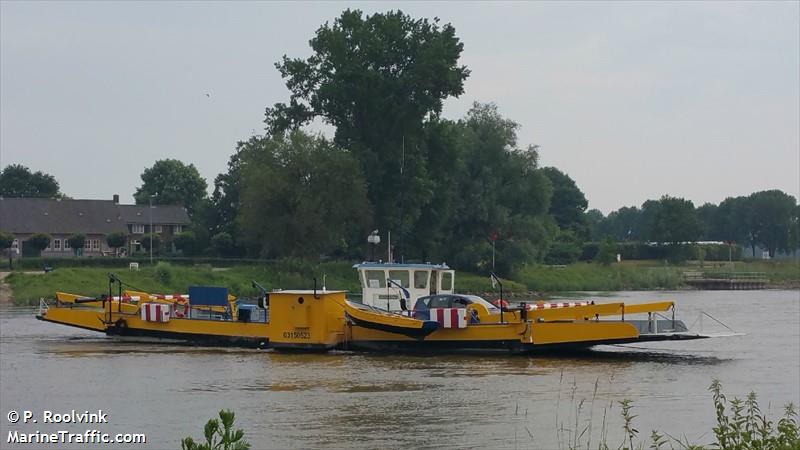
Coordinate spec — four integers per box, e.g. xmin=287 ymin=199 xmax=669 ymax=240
xmin=38 ymin=290 xmax=705 ymax=353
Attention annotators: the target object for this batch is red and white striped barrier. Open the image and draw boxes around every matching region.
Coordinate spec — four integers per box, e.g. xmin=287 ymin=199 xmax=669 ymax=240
xmin=109 ymin=296 xmax=141 ymax=303
xmin=140 ymin=303 xmax=171 ymax=322
xmin=526 ymin=301 xmax=590 ymax=311
xmin=429 ymin=308 xmax=468 ymax=328
xmin=151 ymin=294 xmax=189 ymax=300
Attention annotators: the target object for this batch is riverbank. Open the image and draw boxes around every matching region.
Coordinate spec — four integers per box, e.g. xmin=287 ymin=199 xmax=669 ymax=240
xmin=0 ymin=272 xmax=11 ymax=304
xmin=4 ymin=259 xmax=797 ymax=305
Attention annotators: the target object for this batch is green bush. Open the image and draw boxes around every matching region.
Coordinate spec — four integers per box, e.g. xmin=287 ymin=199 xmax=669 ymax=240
xmin=154 ymin=261 xmax=173 ymax=284
xmin=594 ymin=239 xmax=616 ymax=266
xmin=181 ymin=409 xmax=250 ymax=450
xmin=25 ymin=233 xmax=51 ymax=256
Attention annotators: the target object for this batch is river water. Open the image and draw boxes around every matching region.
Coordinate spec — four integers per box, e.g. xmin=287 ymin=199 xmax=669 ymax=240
xmin=1 ymin=290 xmax=798 ymax=449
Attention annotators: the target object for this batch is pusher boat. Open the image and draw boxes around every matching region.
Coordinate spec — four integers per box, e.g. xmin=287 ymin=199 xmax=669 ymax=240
xmin=37 ymin=263 xmax=729 ymax=354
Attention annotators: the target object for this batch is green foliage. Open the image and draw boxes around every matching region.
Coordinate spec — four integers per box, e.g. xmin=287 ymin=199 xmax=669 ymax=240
xmin=595 ymin=239 xmax=616 ymax=266
xmin=542 ymin=167 xmax=589 ymax=240
xmin=787 ymin=205 xmax=799 ymax=256
xmin=618 ymin=399 xmax=638 ymax=450
xmin=237 ymin=131 xmax=371 ymax=259
xmin=205 ymin=138 xmax=264 ymax=258
xmin=444 ymin=103 xmax=555 ymax=275
xmin=181 ymin=409 xmax=250 ymax=450
xmin=210 ymin=232 xmax=234 ymax=258
xmin=266 ymin=8 xmax=468 ymax=140
xmin=26 ymin=233 xmax=51 ymax=254
xmin=554 ymin=378 xmax=799 ymax=450
xmin=105 ymin=232 xmax=126 ymax=252
xmin=590 ymin=206 xmax=643 ymax=241
xmin=545 ymin=230 xmax=582 ymax=265
xmin=66 ymin=234 xmax=86 ymax=254
xmin=154 ymin=261 xmax=173 ymax=284
xmin=133 ymin=159 xmax=207 ymax=218
xmin=642 ymin=196 xmax=702 ymax=245
xmin=265 ymin=9 xmax=469 ymax=262
xmin=0 ymin=231 xmax=13 ymax=250
xmin=709 ymin=379 xmax=799 ymax=450
xmin=748 ymin=190 xmax=797 ymax=258
xmin=140 ymin=233 xmax=161 ymax=253
xmin=0 ymin=164 xmax=61 ymax=198
xmin=174 ymin=231 xmax=198 ymax=256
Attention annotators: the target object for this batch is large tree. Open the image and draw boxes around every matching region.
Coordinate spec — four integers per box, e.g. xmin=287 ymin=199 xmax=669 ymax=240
xmin=265 ymin=9 xmax=469 ymax=239
xmin=600 ymin=206 xmax=643 ymax=241
xmin=134 ymin=159 xmax=208 ymax=218
xmin=238 ymin=131 xmax=371 ymax=258
xmin=747 ymin=190 xmax=797 ymax=257
xmin=541 ymin=167 xmax=589 ymax=240
xmin=0 ymin=164 xmax=61 ymax=198
xmin=443 ymin=103 xmax=554 ymax=274
xmin=642 ymin=196 xmax=701 ymax=245
xmin=206 ymin=137 xmax=268 ymax=257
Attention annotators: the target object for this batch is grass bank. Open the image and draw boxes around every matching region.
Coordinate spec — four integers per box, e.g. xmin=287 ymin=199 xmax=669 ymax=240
xmin=5 ymin=259 xmax=797 ymax=305
xmin=514 ymin=259 xmax=799 ymax=292
xmin=6 ymin=260 xmax=362 ymax=305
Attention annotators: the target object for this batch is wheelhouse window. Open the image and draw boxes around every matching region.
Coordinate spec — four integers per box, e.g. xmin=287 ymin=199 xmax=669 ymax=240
xmin=441 ymin=272 xmax=453 ymax=291
xmin=365 ymin=270 xmax=386 ymax=288
xmin=388 ymin=270 xmax=410 ymax=288
xmin=413 ymin=271 xmax=429 ymax=289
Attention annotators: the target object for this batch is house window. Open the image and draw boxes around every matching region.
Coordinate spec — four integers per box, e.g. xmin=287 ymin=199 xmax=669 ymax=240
xmin=174 ymin=225 xmax=182 ymax=234
xmin=11 ymin=239 xmax=18 ymax=249
xmin=154 ymin=225 xmax=163 ymax=233
xmin=53 ymin=239 xmax=61 ymax=251
xmin=131 ymin=224 xmax=145 ymax=234
xmin=92 ymin=239 xmax=100 ymax=250
xmin=64 ymin=240 xmax=71 ymax=249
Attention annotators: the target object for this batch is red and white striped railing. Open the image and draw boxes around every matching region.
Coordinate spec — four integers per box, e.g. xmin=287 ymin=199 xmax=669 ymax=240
xmin=526 ymin=301 xmax=590 ymax=311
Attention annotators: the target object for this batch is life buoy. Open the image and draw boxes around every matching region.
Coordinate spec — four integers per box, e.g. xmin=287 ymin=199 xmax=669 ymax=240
xmin=174 ymin=298 xmax=189 ymax=318
xmin=491 ymin=299 xmax=509 ymax=308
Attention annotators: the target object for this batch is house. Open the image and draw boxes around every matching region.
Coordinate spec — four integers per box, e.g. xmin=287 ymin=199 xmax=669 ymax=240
xmin=0 ymin=195 xmax=191 ymax=257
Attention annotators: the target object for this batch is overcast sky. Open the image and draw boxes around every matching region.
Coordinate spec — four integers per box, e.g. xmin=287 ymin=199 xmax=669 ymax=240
xmin=1 ymin=1 xmax=798 ymax=213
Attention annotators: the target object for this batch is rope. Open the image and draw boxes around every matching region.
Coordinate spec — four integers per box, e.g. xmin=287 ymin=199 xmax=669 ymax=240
xmin=701 ymin=311 xmax=738 ymax=334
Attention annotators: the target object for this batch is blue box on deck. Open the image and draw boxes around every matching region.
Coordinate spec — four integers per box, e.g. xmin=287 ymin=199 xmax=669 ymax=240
xmin=188 ymin=286 xmax=228 ymax=306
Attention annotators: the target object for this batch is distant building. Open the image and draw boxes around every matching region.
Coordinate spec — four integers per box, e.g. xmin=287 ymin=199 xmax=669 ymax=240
xmin=0 ymin=195 xmax=190 ymax=257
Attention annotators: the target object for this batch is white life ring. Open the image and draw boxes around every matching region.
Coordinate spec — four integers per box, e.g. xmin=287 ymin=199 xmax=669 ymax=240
xmin=174 ymin=298 xmax=189 ymax=319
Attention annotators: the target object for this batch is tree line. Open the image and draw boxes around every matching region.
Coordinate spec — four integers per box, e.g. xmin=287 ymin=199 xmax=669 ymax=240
xmin=588 ymin=190 xmax=799 ymax=259
xmin=2 ymin=10 xmax=798 ymax=273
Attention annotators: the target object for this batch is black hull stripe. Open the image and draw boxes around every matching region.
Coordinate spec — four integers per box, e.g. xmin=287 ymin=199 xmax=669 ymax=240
xmin=106 ymin=326 xmax=268 ymax=349
xmin=346 ymin=313 xmax=438 ymax=339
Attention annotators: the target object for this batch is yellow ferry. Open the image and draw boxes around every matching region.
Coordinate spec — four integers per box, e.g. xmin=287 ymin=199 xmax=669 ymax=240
xmin=36 ymin=263 xmax=725 ymax=354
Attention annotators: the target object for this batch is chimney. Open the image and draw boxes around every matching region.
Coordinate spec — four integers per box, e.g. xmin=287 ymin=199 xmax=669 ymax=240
xmin=113 ymin=194 xmax=119 ymax=204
